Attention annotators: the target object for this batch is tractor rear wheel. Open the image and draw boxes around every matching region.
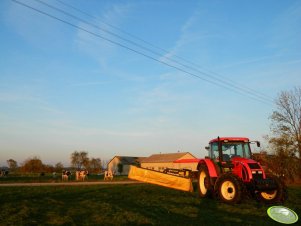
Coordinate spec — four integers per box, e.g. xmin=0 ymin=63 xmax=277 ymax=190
xmin=257 ymin=176 xmax=287 ymax=204
xmin=215 ymin=173 xmax=244 ymax=204
xmin=197 ymin=165 xmax=212 ymax=198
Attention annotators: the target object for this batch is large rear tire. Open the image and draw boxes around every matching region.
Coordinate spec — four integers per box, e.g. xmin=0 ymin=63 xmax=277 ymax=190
xmin=215 ymin=173 xmax=244 ymax=204
xmin=257 ymin=176 xmax=287 ymax=204
xmin=197 ymin=165 xmax=212 ymax=198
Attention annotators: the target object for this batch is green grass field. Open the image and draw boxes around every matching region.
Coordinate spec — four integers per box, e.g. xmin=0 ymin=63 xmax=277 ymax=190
xmin=0 ymin=183 xmax=300 ymax=226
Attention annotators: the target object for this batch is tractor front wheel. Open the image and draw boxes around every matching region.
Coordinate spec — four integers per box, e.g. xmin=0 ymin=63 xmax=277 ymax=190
xmin=257 ymin=176 xmax=287 ymax=204
xmin=215 ymin=173 xmax=244 ymax=204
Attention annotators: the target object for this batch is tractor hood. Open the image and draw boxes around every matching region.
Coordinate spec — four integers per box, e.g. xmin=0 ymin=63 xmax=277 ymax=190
xmin=231 ymin=156 xmax=258 ymax=164
xmin=231 ymin=156 xmax=266 ymax=182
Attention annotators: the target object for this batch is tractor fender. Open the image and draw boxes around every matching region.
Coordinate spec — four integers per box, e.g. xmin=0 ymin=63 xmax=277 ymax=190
xmin=197 ymin=159 xmax=218 ymax=178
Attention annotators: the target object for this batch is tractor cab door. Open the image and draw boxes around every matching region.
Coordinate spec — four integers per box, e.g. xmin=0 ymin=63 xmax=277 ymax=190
xmin=209 ymin=141 xmax=235 ymax=173
xmin=209 ymin=142 xmax=231 ymax=162
xmin=208 ymin=142 xmax=230 ymax=174
xmin=208 ymin=142 xmax=219 ymax=160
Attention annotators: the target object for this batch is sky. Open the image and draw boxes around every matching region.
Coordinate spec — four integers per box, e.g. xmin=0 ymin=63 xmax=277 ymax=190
xmin=0 ymin=0 xmax=301 ymax=167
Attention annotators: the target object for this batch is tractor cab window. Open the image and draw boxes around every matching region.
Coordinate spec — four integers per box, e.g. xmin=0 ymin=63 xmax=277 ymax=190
xmin=222 ymin=142 xmax=251 ymax=159
xmin=209 ymin=141 xmax=251 ymax=161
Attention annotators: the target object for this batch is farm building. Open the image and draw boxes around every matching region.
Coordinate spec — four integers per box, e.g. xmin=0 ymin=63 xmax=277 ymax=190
xmin=140 ymin=152 xmax=198 ymax=172
xmin=107 ymin=156 xmax=144 ymax=175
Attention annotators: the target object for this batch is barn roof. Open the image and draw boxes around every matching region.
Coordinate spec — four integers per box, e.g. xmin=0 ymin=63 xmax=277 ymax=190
xmin=141 ymin=152 xmax=196 ymax=163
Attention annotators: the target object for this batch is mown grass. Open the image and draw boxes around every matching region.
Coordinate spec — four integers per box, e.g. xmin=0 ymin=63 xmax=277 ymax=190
xmin=0 ymin=184 xmax=300 ymax=226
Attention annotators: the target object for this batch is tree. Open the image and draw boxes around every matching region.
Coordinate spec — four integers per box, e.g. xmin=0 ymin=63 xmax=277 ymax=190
xmin=89 ymin=158 xmax=102 ymax=173
xmin=265 ymin=134 xmax=299 ymax=181
xmin=21 ymin=156 xmax=44 ymax=173
xmin=43 ymin=164 xmax=54 ymax=173
xmin=71 ymin=151 xmax=89 ymax=170
xmin=270 ymin=87 xmax=301 ymax=159
xmin=54 ymin=162 xmax=64 ymax=172
xmin=7 ymin=159 xmax=18 ymax=172
xmin=268 ymin=87 xmax=301 ymax=180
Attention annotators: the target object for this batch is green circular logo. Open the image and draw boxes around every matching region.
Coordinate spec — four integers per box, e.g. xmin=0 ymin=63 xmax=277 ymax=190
xmin=267 ymin=206 xmax=298 ymax=224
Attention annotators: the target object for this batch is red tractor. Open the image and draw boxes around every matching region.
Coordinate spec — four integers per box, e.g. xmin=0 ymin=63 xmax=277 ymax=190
xmin=197 ymin=137 xmax=287 ymax=204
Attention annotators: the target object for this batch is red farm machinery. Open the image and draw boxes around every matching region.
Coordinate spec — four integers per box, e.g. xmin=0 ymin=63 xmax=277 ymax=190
xmin=129 ymin=137 xmax=287 ymax=204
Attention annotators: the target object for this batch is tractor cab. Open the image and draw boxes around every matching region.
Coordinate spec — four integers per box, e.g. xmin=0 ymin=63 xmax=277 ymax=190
xmin=206 ymin=137 xmax=261 ymax=175
xmin=207 ymin=137 xmax=256 ymax=162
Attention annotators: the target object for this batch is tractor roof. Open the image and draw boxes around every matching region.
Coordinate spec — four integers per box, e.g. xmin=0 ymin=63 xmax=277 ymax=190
xmin=209 ymin=137 xmax=249 ymax=143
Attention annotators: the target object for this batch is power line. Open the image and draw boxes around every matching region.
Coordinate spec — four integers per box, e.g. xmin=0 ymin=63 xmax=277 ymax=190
xmin=11 ymin=0 xmax=274 ymax=105
xmin=54 ymin=0 xmax=274 ymax=103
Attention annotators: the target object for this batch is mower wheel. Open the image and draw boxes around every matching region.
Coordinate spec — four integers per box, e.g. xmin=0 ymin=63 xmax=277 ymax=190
xmin=215 ymin=173 xmax=244 ymax=204
xmin=197 ymin=165 xmax=212 ymax=198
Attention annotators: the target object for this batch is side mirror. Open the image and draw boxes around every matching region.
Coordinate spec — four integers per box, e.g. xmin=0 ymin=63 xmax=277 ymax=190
xmin=205 ymin=146 xmax=210 ymax=151
xmin=256 ymin=141 xmax=260 ymax=147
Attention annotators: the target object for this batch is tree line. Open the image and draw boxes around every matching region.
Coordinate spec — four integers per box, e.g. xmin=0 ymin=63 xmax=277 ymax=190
xmin=4 ymin=151 xmax=104 ymax=174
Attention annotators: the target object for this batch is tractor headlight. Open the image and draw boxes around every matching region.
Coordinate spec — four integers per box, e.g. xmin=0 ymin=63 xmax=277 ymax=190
xmin=252 ymin=171 xmax=263 ymax=174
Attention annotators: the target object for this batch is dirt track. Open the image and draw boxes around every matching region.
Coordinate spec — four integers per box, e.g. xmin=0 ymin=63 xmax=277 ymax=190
xmin=0 ymin=180 xmax=144 ymax=187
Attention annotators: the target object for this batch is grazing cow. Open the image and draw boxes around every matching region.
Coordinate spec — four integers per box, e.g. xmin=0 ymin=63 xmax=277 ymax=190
xmin=104 ymin=170 xmax=113 ymax=180
xmin=0 ymin=170 xmax=8 ymax=177
xmin=76 ymin=170 xmax=89 ymax=181
xmin=62 ymin=170 xmax=71 ymax=181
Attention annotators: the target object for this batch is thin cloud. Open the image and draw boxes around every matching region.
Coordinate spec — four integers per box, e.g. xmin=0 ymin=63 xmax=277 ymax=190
xmin=160 ymin=10 xmax=202 ymax=62
xmin=0 ymin=92 xmax=36 ymax=103
xmin=69 ymin=81 xmax=110 ymax=87
xmin=220 ymin=54 xmax=283 ymax=69
xmin=267 ymin=1 xmax=301 ymax=51
xmin=4 ymin=0 xmax=69 ymax=50
xmin=74 ymin=2 xmax=133 ymax=66
xmin=159 ymin=5 xmax=223 ymax=66
xmin=283 ymin=59 xmax=301 ymax=65
xmin=0 ymin=90 xmax=64 ymax=116
xmin=127 ymin=77 xmax=192 ymax=118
